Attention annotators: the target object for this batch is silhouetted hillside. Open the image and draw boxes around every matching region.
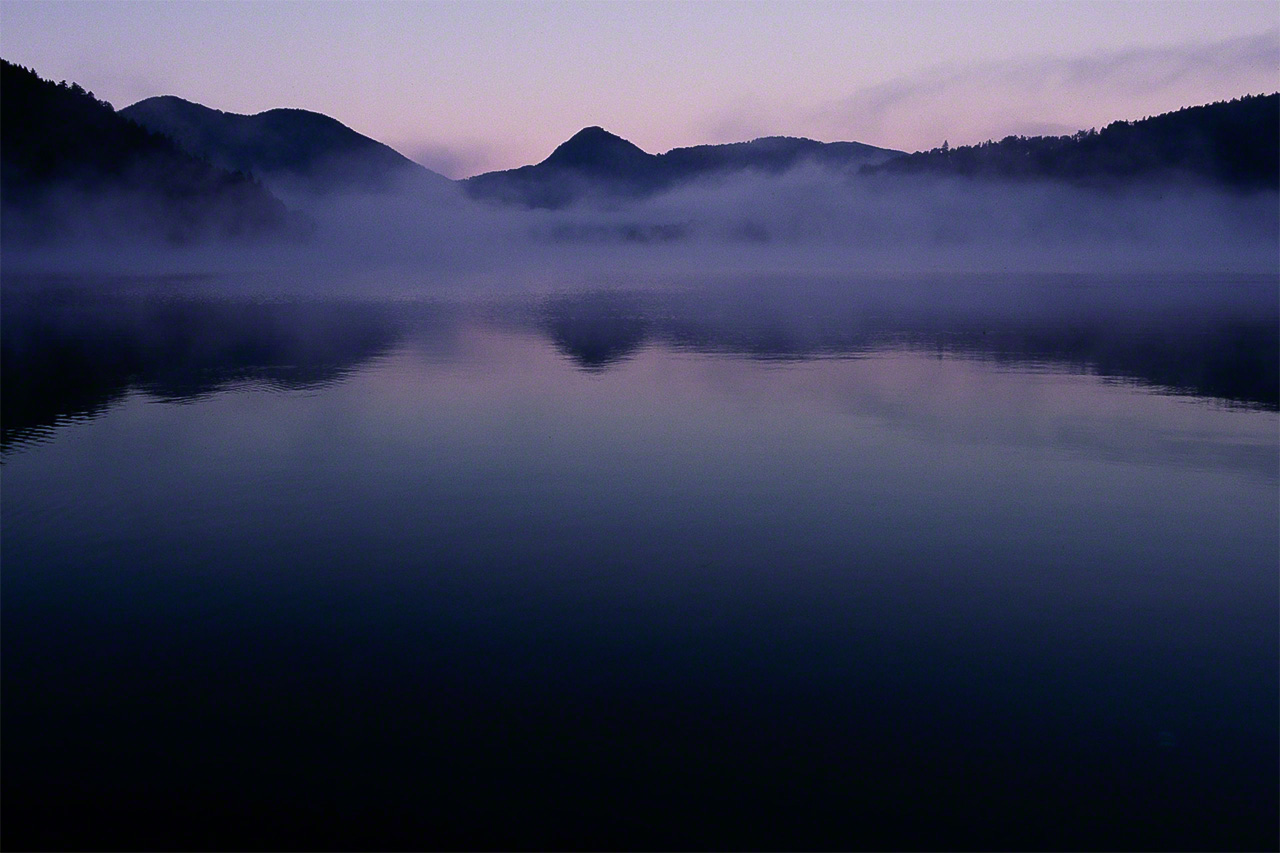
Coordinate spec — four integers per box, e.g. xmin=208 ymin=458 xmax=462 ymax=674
xmin=466 ymin=127 xmax=899 ymax=208
xmin=122 ymin=96 xmax=450 ymax=194
xmin=662 ymin=136 xmax=900 ymax=175
xmin=543 ymin=126 xmax=654 ymax=173
xmin=870 ymin=94 xmax=1279 ymax=189
xmin=0 ymin=60 xmax=305 ymax=245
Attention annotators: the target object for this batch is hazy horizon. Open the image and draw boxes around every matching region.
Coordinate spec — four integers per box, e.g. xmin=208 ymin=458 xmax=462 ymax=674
xmin=1 ymin=1 xmax=1275 ymax=177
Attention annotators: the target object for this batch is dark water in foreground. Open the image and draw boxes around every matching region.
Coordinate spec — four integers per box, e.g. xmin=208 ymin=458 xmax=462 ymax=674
xmin=3 ymin=274 xmax=1277 ymax=850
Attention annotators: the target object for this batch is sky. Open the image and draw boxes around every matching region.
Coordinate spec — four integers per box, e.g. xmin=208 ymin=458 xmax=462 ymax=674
xmin=1 ymin=1 xmax=1276 ymax=177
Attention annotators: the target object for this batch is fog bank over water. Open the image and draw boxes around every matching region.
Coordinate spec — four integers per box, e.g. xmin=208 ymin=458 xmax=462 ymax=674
xmin=4 ymin=164 xmax=1276 ymax=285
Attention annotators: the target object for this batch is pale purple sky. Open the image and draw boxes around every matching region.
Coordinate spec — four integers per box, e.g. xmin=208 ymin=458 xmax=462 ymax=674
xmin=1 ymin=1 xmax=1276 ymax=177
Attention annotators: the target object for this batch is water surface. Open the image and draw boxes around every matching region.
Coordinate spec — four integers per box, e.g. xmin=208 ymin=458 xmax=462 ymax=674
xmin=3 ymin=274 xmax=1277 ymax=849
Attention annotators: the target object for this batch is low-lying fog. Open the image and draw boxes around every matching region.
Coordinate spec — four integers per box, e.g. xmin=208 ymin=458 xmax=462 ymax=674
xmin=4 ymin=165 xmax=1277 ymax=287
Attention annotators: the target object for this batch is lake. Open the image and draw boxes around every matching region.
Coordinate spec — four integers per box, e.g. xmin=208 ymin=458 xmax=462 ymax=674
xmin=3 ymin=272 xmax=1276 ymax=849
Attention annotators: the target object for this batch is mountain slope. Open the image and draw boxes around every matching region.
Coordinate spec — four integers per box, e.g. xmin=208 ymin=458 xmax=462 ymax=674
xmin=869 ymin=94 xmax=1280 ymax=188
xmin=122 ymin=95 xmax=449 ymax=194
xmin=659 ymin=136 xmax=896 ymax=175
xmin=465 ymin=128 xmax=900 ymax=208
xmin=542 ymin=125 xmax=654 ymax=173
xmin=0 ymin=60 xmax=304 ymax=245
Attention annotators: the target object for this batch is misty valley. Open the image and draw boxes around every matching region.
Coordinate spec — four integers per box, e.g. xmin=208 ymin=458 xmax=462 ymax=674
xmin=2 ymin=56 xmax=1277 ymax=851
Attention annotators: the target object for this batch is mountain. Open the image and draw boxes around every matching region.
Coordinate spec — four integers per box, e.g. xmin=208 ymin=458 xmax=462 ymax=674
xmin=121 ymin=96 xmax=449 ymax=195
xmin=465 ymin=127 xmax=901 ymax=208
xmin=0 ymin=60 xmax=304 ymax=245
xmin=868 ymin=94 xmax=1280 ymax=189
xmin=542 ymin=125 xmax=654 ymax=173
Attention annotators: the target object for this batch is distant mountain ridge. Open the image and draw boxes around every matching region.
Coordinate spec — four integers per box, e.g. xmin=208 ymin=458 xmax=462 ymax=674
xmin=867 ymin=94 xmax=1279 ymax=189
xmin=469 ymin=96 xmax=1279 ymax=208
xmin=122 ymin=95 xmax=449 ymax=194
xmin=6 ymin=54 xmax=1275 ymax=246
xmin=0 ymin=60 xmax=304 ymax=245
xmin=465 ymin=127 xmax=901 ymax=208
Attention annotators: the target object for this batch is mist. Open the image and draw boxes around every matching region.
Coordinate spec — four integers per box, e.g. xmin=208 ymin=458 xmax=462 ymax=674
xmin=4 ymin=160 xmax=1275 ymax=293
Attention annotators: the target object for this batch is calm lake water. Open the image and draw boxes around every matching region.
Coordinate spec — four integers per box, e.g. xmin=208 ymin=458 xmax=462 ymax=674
xmin=3 ymin=273 xmax=1277 ymax=850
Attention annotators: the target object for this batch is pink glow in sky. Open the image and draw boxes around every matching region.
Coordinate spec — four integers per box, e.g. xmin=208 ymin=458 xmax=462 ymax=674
xmin=1 ymin=1 xmax=1276 ymax=177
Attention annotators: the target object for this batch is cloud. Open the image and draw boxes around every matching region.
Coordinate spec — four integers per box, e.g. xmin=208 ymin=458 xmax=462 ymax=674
xmin=812 ymin=28 xmax=1280 ymax=151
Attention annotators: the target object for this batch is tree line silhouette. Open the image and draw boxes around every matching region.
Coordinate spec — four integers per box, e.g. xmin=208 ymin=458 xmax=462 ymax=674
xmin=868 ymin=94 xmax=1279 ymax=189
xmin=1 ymin=60 xmax=305 ymax=244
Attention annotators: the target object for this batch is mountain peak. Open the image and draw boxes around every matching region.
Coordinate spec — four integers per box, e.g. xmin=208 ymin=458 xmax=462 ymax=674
xmin=127 ymin=94 xmax=222 ymax=118
xmin=542 ymin=126 xmax=651 ymax=169
xmin=121 ymin=94 xmax=449 ymax=190
xmin=571 ymin=125 xmax=617 ymax=140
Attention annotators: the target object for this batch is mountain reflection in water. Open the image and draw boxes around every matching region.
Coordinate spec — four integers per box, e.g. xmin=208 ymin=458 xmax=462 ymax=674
xmin=4 ymin=274 xmax=1274 ymax=451
xmin=2 ymin=272 xmax=1276 ymax=850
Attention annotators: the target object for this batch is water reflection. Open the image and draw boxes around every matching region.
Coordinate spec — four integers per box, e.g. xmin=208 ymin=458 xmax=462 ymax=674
xmin=3 ymin=274 xmax=1276 ymax=457
xmin=530 ymin=277 xmax=1278 ymax=407
xmin=540 ymin=291 xmax=651 ymax=370
xmin=1 ymin=287 xmax=407 ymax=450
xmin=2 ymin=272 xmax=1275 ymax=850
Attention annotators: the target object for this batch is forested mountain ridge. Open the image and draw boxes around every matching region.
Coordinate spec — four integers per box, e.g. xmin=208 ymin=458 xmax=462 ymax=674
xmin=465 ymin=127 xmax=900 ymax=208
xmin=465 ymin=95 xmax=1276 ymax=209
xmin=1 ymin=60 xmax=306 ymax=244
xmin=868 ymin=94 xmax=1279 ymax=189
xmin=122 ymin=95 xmax=449 ymax=194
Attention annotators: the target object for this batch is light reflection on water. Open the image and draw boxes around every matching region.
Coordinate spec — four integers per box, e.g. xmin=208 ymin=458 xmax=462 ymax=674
xmin=2 ymin=274 xmax=1277 ymax=849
